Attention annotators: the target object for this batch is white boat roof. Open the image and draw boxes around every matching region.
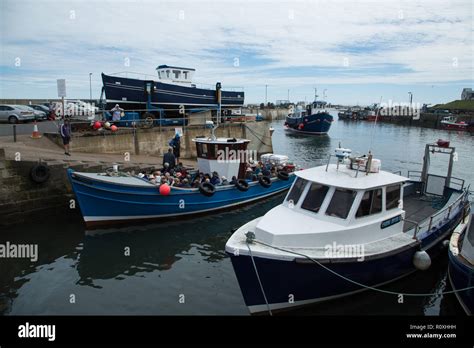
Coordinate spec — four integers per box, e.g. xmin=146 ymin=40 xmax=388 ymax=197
xmin=295 ymin=164 xmax=408 ymax=190
xmin=192 ymin=137 xmax=250 ymax=144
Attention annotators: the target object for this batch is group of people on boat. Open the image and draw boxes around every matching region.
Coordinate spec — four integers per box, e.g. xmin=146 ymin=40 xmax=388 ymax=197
xmin=136 ymin=157 xmax=293 ymax=190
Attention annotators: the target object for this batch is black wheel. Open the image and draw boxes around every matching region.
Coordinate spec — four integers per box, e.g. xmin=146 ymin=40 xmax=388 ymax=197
xmin=30 ymin=163 xmax=50 ymax=184
xmin=142 ymin=113 xmax=155 ymax=129
xmin=8 ymin=116 xmax=18 ymax=124
xmin=277 ymin=170 xmax=290 ymax=181
xmin=199 ymin=182 xmax=216 ymax=197
xmin=235 ymin=179 xmax=249 ymax=192
xmin=259 ymin=176 xmax=272 ymax=188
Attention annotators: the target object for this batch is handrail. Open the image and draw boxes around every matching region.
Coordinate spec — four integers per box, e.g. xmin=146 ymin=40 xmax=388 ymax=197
xmin=404 ymin=189 xmax=468 ymax=240
xmin=416 ymin=190 xmax=468 ymax=232
xmin=403 ymin=218 xmax=420 ymax=239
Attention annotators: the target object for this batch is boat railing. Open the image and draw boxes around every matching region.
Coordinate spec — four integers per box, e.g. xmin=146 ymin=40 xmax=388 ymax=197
xmin=409 ymin=189 xmax=469 ymax=240
xmin=450 ymin=177 xmax=465 ymax=190
xmin=402 ymin=170 xmax=464 ymax=190
xmin=407 ymin=170 xmax=422 ymax=181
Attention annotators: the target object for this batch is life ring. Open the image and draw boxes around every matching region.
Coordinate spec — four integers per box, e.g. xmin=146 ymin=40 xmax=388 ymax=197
xmin=259 ymin=176 xmax=272 ymax=188
xmin=235 ymin=179 xmax=249 ymax=192
xmin=30 ymin=163 xmax=50 ymax=184
xmin=298 ymin=123 xmax=304 ymax=130
xmin=199 ymin=182 xmax=216 ymax=197
xmin=277 ymin=170 xmax=290 ymax=181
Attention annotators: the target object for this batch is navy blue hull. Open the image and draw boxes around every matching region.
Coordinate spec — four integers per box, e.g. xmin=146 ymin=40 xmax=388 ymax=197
xmin=284 ymin=112 xmax=333 ymax=134
xmin=449 ymin=252 xmax=474 ymax=315
xmin=102 ymin=73 xmax=244 ymax=111
xmin=228 ymin=208 xmax=464 ymax=313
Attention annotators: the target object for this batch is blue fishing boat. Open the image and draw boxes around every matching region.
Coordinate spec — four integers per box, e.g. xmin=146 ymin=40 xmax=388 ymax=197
xmin=101 ymin=65 xmax=244 ymax=115
xmin=68 ymin=127 xmax=296 ymax=228
xmin=226 ymin=143 xmax=470 ymax=314
xmin=284 ymin=100 xmax=333 ymax=135
xmin=448 ymin=213 xmax=474 ymax=315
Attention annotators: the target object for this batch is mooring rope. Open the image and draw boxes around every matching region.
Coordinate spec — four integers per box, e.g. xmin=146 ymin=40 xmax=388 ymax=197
xmin=246 ymin=241 xmax=273 ymax=316
xmin=245 ymin=233 xmax=474 ymax=298
xmin=244 ymin=125 xmax=270 ymax=146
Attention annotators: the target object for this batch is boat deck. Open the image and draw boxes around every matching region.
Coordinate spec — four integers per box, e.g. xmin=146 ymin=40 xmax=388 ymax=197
xmin=403 ymin=194 xmax=440 ymax=231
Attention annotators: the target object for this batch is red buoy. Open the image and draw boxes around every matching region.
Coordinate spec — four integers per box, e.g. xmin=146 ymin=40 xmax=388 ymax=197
xmin=93 ymin=121 xmax=101 ymax=130
xmin=159 ymin=183 xmax=171 ymax=195
xmin=110 ymin=125 xmax=118 ymax=132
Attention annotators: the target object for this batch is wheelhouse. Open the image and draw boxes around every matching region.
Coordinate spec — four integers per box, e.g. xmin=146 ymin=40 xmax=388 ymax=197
xmin=193 ymin=137 xmax=251 ymax=180
xmin=285 ymin=166 xmax=405 ymax=228
xmin=156 ymin=65 xmax=195 ymax=85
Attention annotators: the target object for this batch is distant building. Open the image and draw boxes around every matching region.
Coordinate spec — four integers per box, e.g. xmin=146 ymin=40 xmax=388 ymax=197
xmin=461 ymin=88 xmax=474 ymax=100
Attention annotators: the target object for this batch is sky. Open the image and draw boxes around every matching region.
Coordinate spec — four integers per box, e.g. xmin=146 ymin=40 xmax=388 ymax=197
xmin=0 ymin=0 xmax=473 ymax=105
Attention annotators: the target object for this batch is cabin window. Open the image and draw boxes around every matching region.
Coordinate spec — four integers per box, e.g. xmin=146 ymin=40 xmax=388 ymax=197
xmin=286 ymin=178 xmax=307 ymax=205
xmin=183 ymin=71 xmax=188 ymax=79
xmin=173 ymin=70 xmax=181 ymax=79
xmin=326 ymin=188 xmax=357 ymax=219
xmin=196 ymin=143 xmax=203 ymax=157
xmin=301 ymin=183 xmax=329 ymax=213
xmin=356 ymin=188 xmax=382 ymax=218
xmin=386 ymin=184 xmax=401 ymax=210
xmin=158 ymin=71 xmax=161 ymax=79
xmin=166 ymin=70 xmax=170 ymax=78
xmin=201 ymin=143 xmax=208 ymax=158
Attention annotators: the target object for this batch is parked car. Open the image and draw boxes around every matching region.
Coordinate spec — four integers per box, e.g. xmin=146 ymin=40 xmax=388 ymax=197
xmin=0 ymin=105 xmax=36 ymax=124
xmin=23 ymin=105 xmax=47 ymax=121
xmin=29 ymin=104 xmax=53 ymax=120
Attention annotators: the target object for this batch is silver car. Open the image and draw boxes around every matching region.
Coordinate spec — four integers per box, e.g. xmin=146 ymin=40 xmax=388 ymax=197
xmin=0 ymin=105 xmax=36 ymax=124
xmin=24 ymin=105 xmax=47 ymax=121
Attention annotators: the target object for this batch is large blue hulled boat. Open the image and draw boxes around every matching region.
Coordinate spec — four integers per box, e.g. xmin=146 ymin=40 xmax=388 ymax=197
xmin=448 ymin=213 xmax=474 ymax=315
xmin=68 ymin=129 xmax=296 ymax=227
xmin=284 ymin=101 xmax=333 ymax=135
xmin=101 ymin=65 xmax=244 ymax=115
xmin=226 ymin=143 xmax=470 ymax=314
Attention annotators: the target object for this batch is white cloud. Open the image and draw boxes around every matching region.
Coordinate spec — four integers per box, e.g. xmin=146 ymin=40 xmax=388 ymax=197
xmin=0 ymin=0 xmax=472 ymax=103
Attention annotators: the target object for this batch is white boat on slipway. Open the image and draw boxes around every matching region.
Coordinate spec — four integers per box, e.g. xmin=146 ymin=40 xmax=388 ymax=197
xmin=225 ymin=142 xmax=470 ymax=314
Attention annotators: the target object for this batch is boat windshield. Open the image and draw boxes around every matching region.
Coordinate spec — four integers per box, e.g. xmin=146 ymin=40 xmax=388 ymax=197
xmin=286 ymin=177 xmax=307 ymax=205
xmin=325 ymin=188 xmax=357 ymax=219
xmin=301 ymin=182 xmax=330 ymax=213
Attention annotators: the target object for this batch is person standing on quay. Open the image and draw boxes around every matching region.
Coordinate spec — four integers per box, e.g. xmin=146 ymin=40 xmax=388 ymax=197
xmin=170 ymin=133 xmax=181 ymax=163
xmin=60 ymin=119 xmax=72 ymax=156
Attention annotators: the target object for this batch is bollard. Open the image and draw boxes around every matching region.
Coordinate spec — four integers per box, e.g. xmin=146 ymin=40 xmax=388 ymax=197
xmin=13 ymin=124 xmax=17 ymax=142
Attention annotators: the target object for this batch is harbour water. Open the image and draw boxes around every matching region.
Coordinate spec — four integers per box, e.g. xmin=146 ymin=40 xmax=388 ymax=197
xmin=1 ymin=113 xmax=473 ymax=315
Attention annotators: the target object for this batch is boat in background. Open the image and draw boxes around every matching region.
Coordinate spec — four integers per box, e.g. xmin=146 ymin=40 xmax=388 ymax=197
xmin=68 ymin=123 xmax=296 ymax=228
xmin=226 ymin=142 xmax=470 ymax=314
xmin=284 ymin=99 xmax=333 ymax=135
xmin=448 ymin=213 xmax=474 ymax=315
xmin=101 ymin=65 xmax=244 ymax=117
xmin=440 ymin=116 xmax=468 ymax=131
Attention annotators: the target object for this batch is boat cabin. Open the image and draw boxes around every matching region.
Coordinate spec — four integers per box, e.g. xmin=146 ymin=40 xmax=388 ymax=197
xmin=254 ymin=144 xmax=466 ymax=248
xmin=156 ymin=65 xmax=195 ymax=85
xmin=192 ymin=136 xmax=251 ymax=180
xmin=288 ymin=101 xmax=328 ymax=119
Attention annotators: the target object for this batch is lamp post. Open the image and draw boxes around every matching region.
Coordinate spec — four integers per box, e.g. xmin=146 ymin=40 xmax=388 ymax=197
xmin=89 ymin=73 xmax=92 ymax=101
xmin=265 ymin=84 xmax=268 ymax=105
xmin=408 ymin=92 xmax=413 ymax=107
